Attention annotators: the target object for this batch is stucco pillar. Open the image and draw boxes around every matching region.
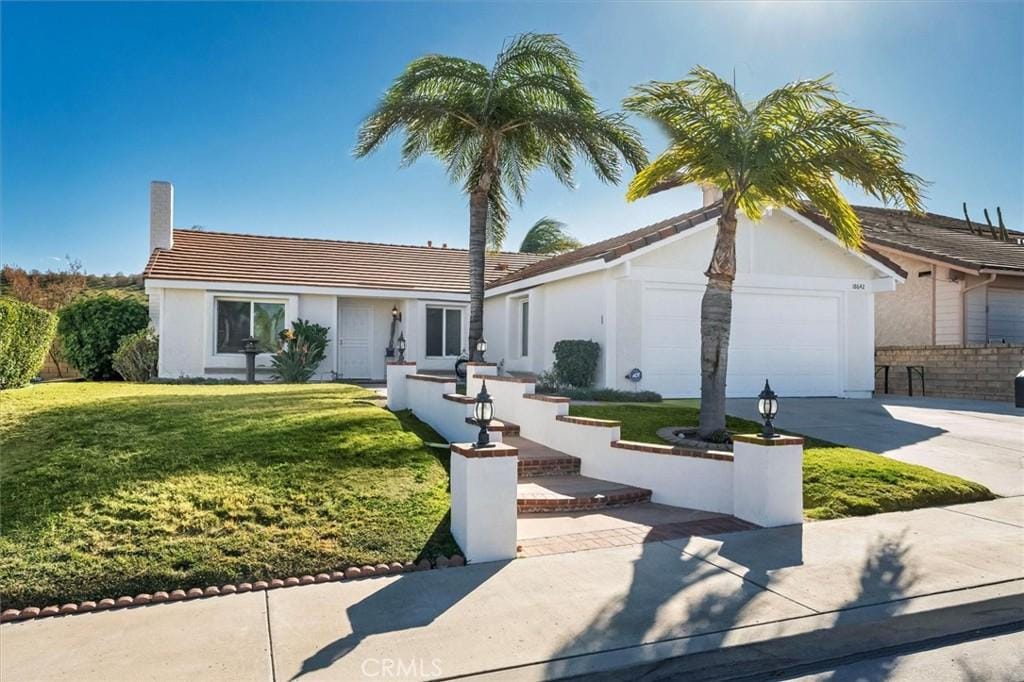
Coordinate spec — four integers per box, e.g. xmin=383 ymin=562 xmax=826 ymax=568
xmin=385 ymin=362 xmax=417 ymax=411
xmin=732 ymin=434 xmax=804 ymax=527
xmin=450 ymin=442 xmax=518 ymax=563
xmin=466 ymin=362 xmax=498 ymax=396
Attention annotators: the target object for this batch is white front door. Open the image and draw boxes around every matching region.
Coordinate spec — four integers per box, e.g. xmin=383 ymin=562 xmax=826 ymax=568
xmin=339 ymin=304 xmax=372 ymax=379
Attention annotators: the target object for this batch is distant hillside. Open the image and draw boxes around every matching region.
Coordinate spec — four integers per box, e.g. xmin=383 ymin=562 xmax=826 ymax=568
xmin=0 ymin=267 xmax=145 ymax=303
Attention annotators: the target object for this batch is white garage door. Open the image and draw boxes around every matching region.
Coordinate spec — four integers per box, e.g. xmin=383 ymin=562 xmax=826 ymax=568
xmin=641 ymin=286 xmax=841 ymax=398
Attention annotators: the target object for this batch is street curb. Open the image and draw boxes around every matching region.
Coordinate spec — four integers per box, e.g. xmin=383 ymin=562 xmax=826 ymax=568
xmin=0 ymin=554 xmax=465 ymax=624
xmin=478 ymin=579 xmax=1024 ymax=681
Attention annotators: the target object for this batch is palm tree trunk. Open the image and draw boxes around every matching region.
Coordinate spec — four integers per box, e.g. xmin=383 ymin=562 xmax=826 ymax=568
xmin=468 ymin=187 xmax=488 ymax=361
xmin=697 ymin=196 xmax=738 ymax=440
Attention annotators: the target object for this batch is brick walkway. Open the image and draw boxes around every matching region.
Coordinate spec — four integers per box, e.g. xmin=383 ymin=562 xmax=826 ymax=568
xmin=517 ymin=515 xmax=758 ymax=557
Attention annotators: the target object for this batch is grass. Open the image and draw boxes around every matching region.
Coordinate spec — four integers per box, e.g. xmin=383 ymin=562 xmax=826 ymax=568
xmin=1 ymin=382 xmax=456 ymax=609
xmin=569 ymin=402 xmax=995 ymax=521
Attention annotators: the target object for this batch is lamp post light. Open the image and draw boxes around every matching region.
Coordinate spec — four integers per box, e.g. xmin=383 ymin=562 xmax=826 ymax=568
xmin=242 ymin=336 xmax=260 ymax=384
xmin=757 ymin=379 xmax=779 ymax=438
xmin=476 ymin=337 xmax=488 ymax=362
xmin=473 ymin=379 xmax=494 ymax=448
xmin=396 ymin=333 xmax=407 ymax=363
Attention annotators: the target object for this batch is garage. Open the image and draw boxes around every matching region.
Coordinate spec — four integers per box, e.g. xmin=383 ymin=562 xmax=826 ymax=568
xmin=641 ymin=285 xmax=841 ymax=398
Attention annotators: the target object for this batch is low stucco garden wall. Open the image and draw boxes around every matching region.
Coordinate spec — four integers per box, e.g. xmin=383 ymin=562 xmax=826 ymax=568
xmin=875 ymin=344 xmax=1024 ymax=402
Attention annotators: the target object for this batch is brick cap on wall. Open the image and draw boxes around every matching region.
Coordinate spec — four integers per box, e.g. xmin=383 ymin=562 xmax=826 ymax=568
xmin=732 ymin=434 xmax=805 ymax=446
xmin=450 ymin=442 xmax=519 ymax=458
xmin=466 ymin=362 xmax=497 ymax=367
xmin=386 ymin=361 xmax=417 ymax=366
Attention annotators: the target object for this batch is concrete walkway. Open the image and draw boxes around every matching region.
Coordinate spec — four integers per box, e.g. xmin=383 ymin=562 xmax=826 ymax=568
xmin=2 ymin=498 xmax=1022 ymax=681
xmin=728 ymin=396 xmax=1024 ymax=497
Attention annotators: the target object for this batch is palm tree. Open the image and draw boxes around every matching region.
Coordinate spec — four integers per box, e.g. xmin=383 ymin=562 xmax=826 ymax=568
xmin=624 ymin=68 xmax=925 ymax=439
xmin=355 ymin=33 xmax=647 ymax=359
xmin=519 ymin=217 xmax=582 ymax=255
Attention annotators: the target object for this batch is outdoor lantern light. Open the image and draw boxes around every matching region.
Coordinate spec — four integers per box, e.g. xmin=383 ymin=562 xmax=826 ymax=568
xmin=473 ymin=379 xmax=494 ymax=448
xmin=391 ymin=305 xmax=402 ymax=322
xmin=757 ymin=379 xmax=779 ymax=438
xmin=396 ymin=333 xmax=407 ymax=362
xmin=476 ymin=337 xmax=488 ymax=361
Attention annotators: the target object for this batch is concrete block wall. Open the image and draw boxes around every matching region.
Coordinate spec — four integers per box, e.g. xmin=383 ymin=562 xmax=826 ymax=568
xmin=875 ymin=344 xmax=1024 ymax=401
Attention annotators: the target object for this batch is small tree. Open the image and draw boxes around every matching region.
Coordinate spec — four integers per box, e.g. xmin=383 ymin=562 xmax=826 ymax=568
xmin=58 ymin=295 xmax=149 ymax=380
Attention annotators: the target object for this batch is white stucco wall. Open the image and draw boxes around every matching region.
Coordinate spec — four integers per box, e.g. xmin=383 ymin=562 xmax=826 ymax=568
xmin=486 ymin=209 xmax=892 ymax=398
xmin=151 ymin=282 xmax=464 ymax=380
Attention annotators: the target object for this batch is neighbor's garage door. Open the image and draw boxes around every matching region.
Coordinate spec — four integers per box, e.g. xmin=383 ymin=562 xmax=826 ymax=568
xmin=988 ymin=288 xmax=1024 ymax=343
xmin=641 ymin=285 xmax=841 ymax=398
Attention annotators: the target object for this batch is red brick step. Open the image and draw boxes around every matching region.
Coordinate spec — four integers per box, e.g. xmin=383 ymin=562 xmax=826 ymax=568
xmin=517 ymin=475 xmax=652 ymax=513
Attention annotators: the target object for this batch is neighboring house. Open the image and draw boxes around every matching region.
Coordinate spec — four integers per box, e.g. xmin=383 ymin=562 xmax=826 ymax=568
xmin=801 ymin=204 xmax=1024 ymax=346
xmin=143 ymin=182 xmax=544 ymax=380
xmin=483 ymin=195 xmax=907 ymax=399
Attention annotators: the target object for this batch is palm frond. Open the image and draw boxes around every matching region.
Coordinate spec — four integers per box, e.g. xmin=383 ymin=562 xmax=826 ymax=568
xmin=519 ymin=217 xmax=583 ymax=254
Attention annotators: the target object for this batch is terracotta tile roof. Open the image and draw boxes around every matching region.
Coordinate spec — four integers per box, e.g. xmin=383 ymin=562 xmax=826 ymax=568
xmin=488 ymin=204 xmax=723 ymax=288
xmin=848 ymin=205 xmax=1024 ymax=274
xmin=144 ymin=230 xmax=547 ymax=293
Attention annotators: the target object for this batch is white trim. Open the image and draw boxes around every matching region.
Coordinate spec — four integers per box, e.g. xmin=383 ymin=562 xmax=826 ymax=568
xmin=484 ymin=259 xmax=607 ymax=298
xmin=779 ymin=208 xmax=907 ymax=282
xmin=203 ymin=291 xmax=298 ymax=370
xmin=147 ymin=278 xmax=468 ymax=302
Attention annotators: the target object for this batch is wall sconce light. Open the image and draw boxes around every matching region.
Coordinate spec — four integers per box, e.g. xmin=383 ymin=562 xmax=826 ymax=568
xmin=391 ymin=305 xmax=402 ymax=322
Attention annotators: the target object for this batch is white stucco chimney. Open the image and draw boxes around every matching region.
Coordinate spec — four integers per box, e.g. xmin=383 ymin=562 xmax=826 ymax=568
xmin=150 ymin=181 xmax=174 ymax=251
xmin=700 ymin=183 xmax=723 ymax=207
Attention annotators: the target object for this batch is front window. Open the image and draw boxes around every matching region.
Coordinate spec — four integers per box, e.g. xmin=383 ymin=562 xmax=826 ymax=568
xmin=216 ymin=299 xmax=285 ymax=353
xmin=425 ymin=306 xmax=462 ymax=357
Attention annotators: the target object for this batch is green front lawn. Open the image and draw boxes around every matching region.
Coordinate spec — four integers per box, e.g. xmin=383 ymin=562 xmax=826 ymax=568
xmin=1 ymin=382 xmax=456 ymax=609
xmin=569 ymin=403 xmax=994 ymax=520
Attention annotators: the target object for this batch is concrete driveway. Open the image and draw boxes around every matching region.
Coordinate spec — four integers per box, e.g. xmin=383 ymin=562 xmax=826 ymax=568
xmin=727 ymin=396 xmax=1023 ymax=497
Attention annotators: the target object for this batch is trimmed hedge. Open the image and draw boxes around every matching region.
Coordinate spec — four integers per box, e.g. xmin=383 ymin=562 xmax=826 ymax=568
xmin=58 ymin=294 xmax=149 ymax=380
xmin=0 ymin=299 xmax=58 ymax=389
xmin=552 ymin=339 xmax=601 ymax=388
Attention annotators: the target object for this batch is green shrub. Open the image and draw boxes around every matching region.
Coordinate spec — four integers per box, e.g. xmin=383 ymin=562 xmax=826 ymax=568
xmin=112 ymin=329 xmax=159 ymax=382
xmin=535 ymin=383 xmax=662 ymax=402
xmin=0 ymin=299 xmax=58 ymax=389
xmin=551 ymin=339 xmax=601 ymax=388
xmin=57 ymin=294 xmax=149 ymax=379
xmin=272 ymin=319 xmax=329 ymax=383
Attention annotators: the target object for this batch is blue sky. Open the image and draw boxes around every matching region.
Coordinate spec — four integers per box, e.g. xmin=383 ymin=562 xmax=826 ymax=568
xmin=2 ymin=1 xmax=1022 ymax=274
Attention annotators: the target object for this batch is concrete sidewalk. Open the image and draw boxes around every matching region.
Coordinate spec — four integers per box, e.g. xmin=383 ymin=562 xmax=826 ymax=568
xmin=3 ymin=498 xmax=1022 ymax=681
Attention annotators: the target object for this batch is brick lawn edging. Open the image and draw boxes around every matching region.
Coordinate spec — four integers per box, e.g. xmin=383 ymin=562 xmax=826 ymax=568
xmin=0 ymin=553 xmax=465 ymax=624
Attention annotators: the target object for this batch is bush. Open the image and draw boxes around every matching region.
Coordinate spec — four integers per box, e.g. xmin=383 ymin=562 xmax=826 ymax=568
xmin=272 ymin=319 xmax=329 ymax=383
xmin=0 ymin=299 xmax=58 ymax=389
xmin=535 ymin=384 xmax=662 ymax=402
xmin=551 ymin=339 xmax=601 ymax=388
xmin=57 ymin=294 xmax=149 ymax=379
xmin=112 ymin=329 xmax=159 ymax=382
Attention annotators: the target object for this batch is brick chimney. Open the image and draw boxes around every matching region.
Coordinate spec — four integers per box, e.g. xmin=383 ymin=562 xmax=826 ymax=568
xmin=150 ymin=181 xmax=174 ymax=251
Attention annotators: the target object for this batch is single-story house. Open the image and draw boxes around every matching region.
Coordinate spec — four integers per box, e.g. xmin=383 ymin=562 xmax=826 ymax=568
xmin=144 ymin=180 xmax=908 ymax=397
xmin=143 ymin=181 xmax=543 ymax=380
xmin=804 ymin=205 xmax=1024 ymax=346
xmin=482 ymin=195 xmax=907 ymax=398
